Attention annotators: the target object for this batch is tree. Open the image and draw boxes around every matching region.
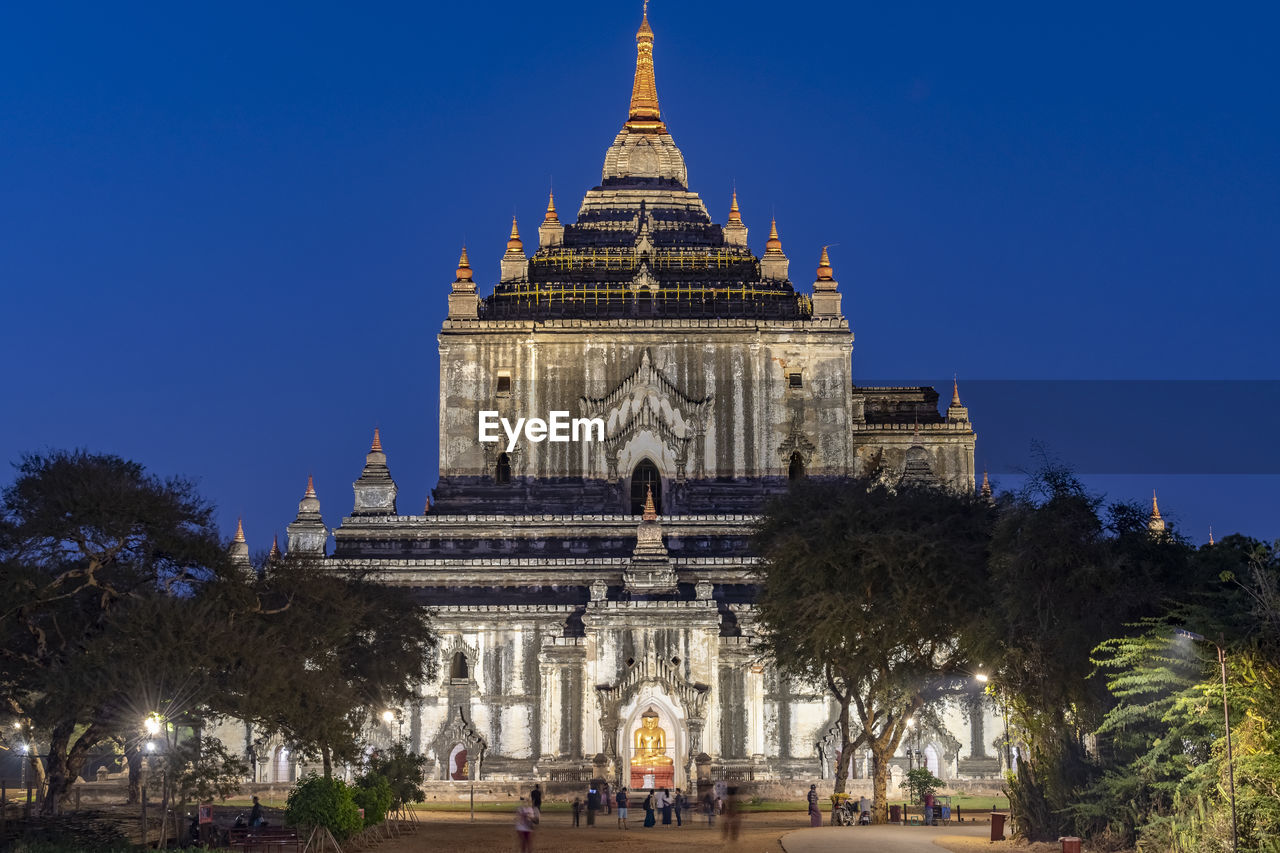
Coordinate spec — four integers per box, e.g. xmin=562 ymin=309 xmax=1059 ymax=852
xmin=368 ymin=742 xmax=428 ymax=811
xmin=984 ymin=462 xmax=1194 ymax=840
xmin=754 ymin=478 xmax=994 ymax=819
xmin=214 ymin=553 xmax=439 ymax=778
xmin=1080 ymin=538 xmax=1280 ymax=851
xmin=0 ymin=450 xmax=228 ymax=813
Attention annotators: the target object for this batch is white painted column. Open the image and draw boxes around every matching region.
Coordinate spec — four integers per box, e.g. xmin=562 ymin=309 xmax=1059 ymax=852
xmin=539 ymin=662 xmax=560 ymax=756
xmin=747 ymin=664 xmax=766 ymax=757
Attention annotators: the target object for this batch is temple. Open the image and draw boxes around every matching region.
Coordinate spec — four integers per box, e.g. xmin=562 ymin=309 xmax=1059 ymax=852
xmin=220 ymin=7 xmax=1001 ymax=795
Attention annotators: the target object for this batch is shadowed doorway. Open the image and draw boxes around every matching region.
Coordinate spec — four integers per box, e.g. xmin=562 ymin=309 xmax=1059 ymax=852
xmin=630 ymin=459 xmax=661 ymax=515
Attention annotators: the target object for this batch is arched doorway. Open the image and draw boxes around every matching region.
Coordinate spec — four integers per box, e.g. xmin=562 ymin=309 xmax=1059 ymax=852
xmin=272 ymin=746 xmax=293 ymax=783
xmin=630 ymin=459 xmax=661 ymax=515
xmin=449 ymin=651 xmax=469 ymax=680
xmin=448 ymin=743 xmax=468 ymax=780
xmin=495 ymin=453 xmax=511 ymax=484
xmin=788 ymin=451 xmax=805 ymax=481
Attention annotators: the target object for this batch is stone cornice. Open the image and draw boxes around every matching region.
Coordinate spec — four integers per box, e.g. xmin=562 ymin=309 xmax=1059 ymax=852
xmin=441 ymin=317 xmax=850 ymax=333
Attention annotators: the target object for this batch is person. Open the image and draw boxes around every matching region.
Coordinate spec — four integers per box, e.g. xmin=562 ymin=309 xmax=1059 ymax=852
xmin=673 ymin=788 xmax=684 ymax=826
xmin=807 ymin=784 xmax=822 ymax=827
xmin=658 ymin=787 xmax=672 ymax=825
xmin=572 ymin=797 xmax=581 ymax=827
xmin=924 ymin=790 xmax=935 ymax=826
xmin=643 ymin=789 xmax=656 ymax=827
xmin=249 ymin=795 xmax=263 ymax=828
xmin=859 ymin=795 xmax=871 ymax=825
xmin=188 ymin=814 xmax=201 ymax=846
xmin=530 ymin=783 xmax=543 ymax=811
xmin=602 ymin=781 xmax=612 ymax=815
xmin=616 ymin=787 xmax=629 ymax=829
xmin=703 ymin=789 xmax=716 ymax=827
xmin=720 ymin=786 xmax=741 ymax=841
xmin=515 ymin=797 xmax=539 ymax=853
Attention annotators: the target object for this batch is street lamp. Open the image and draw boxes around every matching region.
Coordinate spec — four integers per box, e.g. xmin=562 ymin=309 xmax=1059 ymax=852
xmin=145 ymin=715 xmax=161 ymax=737
xmin=383 ymin=708 xmax=404 ymax=742
xmin=1176 ymin=629 xmax=1237 ymax=853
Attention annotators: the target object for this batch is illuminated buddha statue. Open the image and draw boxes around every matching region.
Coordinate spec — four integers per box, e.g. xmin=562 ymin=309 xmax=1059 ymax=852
xmin=631 ymin=708 xmax=673 ymax=765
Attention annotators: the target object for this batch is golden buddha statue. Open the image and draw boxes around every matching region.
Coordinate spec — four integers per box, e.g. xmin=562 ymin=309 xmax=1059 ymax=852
xmin=631 ymin=708 xmax=673 ymax=765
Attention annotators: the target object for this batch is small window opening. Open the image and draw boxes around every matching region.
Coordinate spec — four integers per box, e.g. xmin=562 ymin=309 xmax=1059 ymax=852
xmin=788 ymin=372 xmax=803 ymax=389
xmin=788 ymin=452 xmax=806 ymax=481
xmin=496 ymin=374 xmax=512 ymax=394
xmin=450 ymin=651 xmax=469 ymax=680
xmin=495 ymin=453 xmax=511 ymax=484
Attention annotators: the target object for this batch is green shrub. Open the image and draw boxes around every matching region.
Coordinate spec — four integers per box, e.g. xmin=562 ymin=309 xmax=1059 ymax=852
xmin=351 ymin=773 xmax=393 ymax=826
xmin=284 ymin=775 xmax=363 ymax=840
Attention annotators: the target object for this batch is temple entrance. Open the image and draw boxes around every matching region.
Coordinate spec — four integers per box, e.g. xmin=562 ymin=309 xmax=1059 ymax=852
xmin=629 ymin=707 xmax=675 ymax=790
xmin=448 ymin=743 xmax=468 ymax=780
xmin=630 ymin=459 xmax=661 ymax=515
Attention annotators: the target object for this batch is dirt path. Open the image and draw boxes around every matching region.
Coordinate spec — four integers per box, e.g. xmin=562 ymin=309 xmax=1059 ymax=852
xmin=374 ymin=810 xmax=801 ymax=852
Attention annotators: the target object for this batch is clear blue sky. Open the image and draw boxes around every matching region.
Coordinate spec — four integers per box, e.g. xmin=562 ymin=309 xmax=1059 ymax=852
xmin=1 ymin=1 xmax=1276 ymax=547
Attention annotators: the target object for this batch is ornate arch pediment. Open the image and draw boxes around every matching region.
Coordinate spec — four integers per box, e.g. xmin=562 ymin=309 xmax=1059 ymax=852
xmin=581 ymin=349 xmax=711 ymax=481
xmin=596 ymin=655 xmax=710 ymax=722
xmin=777 ymin=409 xmax=816 ymax=464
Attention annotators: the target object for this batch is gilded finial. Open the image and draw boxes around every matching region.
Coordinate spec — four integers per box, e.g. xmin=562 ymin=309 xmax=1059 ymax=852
xmin=1148 ymin=490 xmax=1166 ymax=535
xmin=507 ymin=217 xmax=523 ymax=253
xmin=1208 ymin=525 xmax=1214 ymax=545
xmin=544 ymin=191 xmax=558 ymax=223
xmin=816 ymin=245 xmax=833 ymax=280
xmin=981 ymin=469 xmax=992 ymax=497
xmin=305 ymin=474 xmax=316 ymax=498
xmin=642 ymin=484 xmax=658 ymax=520
xmin=626 ymin=0 xmax=664 ymax=131
xmin=951 ymin=375 xmax=962 ymax=407
xmin=728 ymin=190 xmax=741 ymax=224
xmin=424 ymin=495 xmax=432 ymax=514
xmin=371 ymin=428 xmax=382 ymax=452
xmin=455 ymin=245 xmax=473 ymax=282
xmin=765 ymin=218 xmax=782 ymax=253
xmin=269 ymin=533 xmax=281 ymax=559
xmin=234 ymin=517 xmax=246 ymax=543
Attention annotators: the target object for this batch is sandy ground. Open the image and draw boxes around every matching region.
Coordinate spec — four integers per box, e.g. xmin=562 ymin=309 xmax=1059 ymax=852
xmin=373 ymin=809 xmax=797 ymax=853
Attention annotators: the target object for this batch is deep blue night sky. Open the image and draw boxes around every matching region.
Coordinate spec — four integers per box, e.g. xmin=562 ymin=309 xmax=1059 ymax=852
xmin=2 ymin=1 xmax=1276 ymax=548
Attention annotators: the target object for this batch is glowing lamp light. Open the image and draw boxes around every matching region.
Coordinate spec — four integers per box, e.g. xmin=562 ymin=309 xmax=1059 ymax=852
xmin=145 ymin=715 xmax=161 ymax=735
xmin=145 ymin=741 xmax=156 ymax=753
xmin=975 ymin=673 xmax=989 ymax=683
xmin=382 ymin=710 xmax=394 ymax=724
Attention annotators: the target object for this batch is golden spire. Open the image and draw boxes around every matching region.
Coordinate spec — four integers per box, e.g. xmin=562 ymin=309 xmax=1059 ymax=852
xmin=816 ymin=246 xmax=833 ymax=280
xmin=544 ymin=191 xmax=559 ymax=223
xmin=423 ymin=495 xmax=432 ymax=514
xmin=981 ymin=470 xmax=992 ymax=497
xmin=1151 ymin=491 xmax=1161 ymax=520
xmin=234 ymin=517 xmax=246 ymax=543
xmin=455 ymin=245 xmax=473 ymax=282
xmin=371 ymin=428 xmax=382 ymax=452
xmin=625 ymin=1 xmax=665 ymax=132
xmin=1208 ymin=525 xmax=1214 ymax=546
xmin=642 ymin=484 xmax=658 ymax=520
xmin=507 ymin=217 xmax=523 ymax=253
xmin=305 ymin=474 xmax=316 ymax=498
xmin=952 ymin=376 xmax=962 ymax=407
xmin=268 ymin=534 xmax=281 ymax=559
xmin=765 ymin=218 xmax=783 ymax=253
xmin=728 ymin=190 xmax=742 ymax=224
